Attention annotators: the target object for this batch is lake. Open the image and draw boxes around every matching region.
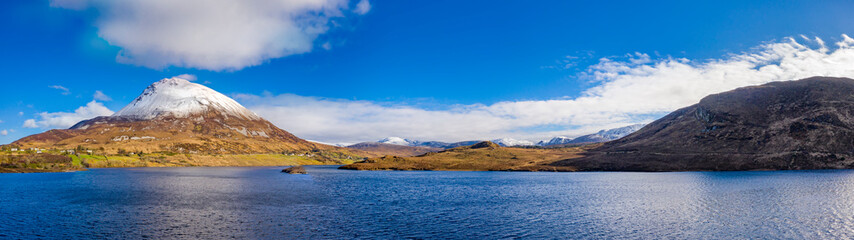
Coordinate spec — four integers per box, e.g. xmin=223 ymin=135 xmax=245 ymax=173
xmin=2 ymin=166 xmax=854 ymax=239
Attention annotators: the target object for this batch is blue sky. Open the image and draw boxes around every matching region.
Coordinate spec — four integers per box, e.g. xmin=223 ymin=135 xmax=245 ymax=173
xmin=3 ymin=0 xmax=854 ymax=144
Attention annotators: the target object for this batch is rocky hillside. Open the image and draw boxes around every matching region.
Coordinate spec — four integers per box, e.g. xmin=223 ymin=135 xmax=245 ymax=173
xmin=554 ymin=77 xmax=854 ymax=171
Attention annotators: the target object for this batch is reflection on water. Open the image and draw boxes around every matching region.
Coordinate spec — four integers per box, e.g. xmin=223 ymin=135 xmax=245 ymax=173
xmin=3 ymin=166 xmax=854 ymax=239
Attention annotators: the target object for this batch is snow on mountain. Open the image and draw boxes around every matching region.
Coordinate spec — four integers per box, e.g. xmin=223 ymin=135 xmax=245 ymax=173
xmin=376 ymin=137 xmax=540 ymax=148
xmin=373 ymin=124 xmax=644 ymax=149
xmin=539 ymin=124 xmax=645 ymax=146
xmin=307 ymin=139 xmax=350 ymax=147
xmin=536 ymin=136 xmax=573 ymax=146
xmin=114 ymin=77 xmax=260 ymax=120
xmin=571 ymin=124 xmax=645 ymax=143
xmin=491 ymin=138 xmax=535 ymax=147
xmin=377 ymin=137 xmax=416 ymax=146
xmin=415 ymin=140 xmax=482 ymax=149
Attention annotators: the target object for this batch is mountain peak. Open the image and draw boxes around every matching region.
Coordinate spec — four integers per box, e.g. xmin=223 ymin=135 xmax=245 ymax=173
xmin=491 ymin=138 xmax=534 ymax=147
xmin=377 ymin=137 xmax=414 ymax=146
xmin=113 ymin=77 xmax=260 ymax=120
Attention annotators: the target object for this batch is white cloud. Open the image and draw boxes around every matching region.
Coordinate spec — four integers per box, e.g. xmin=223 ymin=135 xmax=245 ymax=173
xmin=51 ymin=0 xmax=365 ymax=71
xmin=49 ymin=85 xmax=71 ymax=95
xmin=23 ymin=120 xmax=37 ymax=128
xmin=354 ymin=0 xmax=371 ymax=15
xmin=173 ymin=74 xmax=198 ymax=81
xmin=18 ymin=112 xmax=23 ymax=116
xmin=93 ymin=90 xmax=112 ymax=101
xmin=23 ymin=101 xmax=114 ymax=129
xmin=238 ymin=35 xmax=854 ymax=144
xmin=0 ymin=130 xmax=7 ymax=136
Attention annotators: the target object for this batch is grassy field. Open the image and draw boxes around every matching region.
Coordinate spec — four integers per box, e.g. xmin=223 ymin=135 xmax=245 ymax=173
xmin=0 ymin=149 xmax=356 ymax=173
xmin=340 ymin=142 xmax=592 ymax=171
xmin=75 ymin=153 xmax=356 ymax=168
xmin=0 ymin=152 xmax=85 ymax=173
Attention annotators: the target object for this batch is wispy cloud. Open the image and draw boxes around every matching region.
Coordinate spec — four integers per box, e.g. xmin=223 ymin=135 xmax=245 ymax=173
xmin=173 ymin=74 xmax=197 ymax=81
xmin=354 ymin=0 xmax=371 ymax=15
xmin=23 ymin=101 xmax=114 ymax=129
xmin=238 ymin=35 xmax=854 ymax=143
xmin=49 ymin=85 xmax=70 ymax=95
xmin=93 ymin=90 xmax=112 ymax=101
xmin=0 ymin=130 xmax=7 ymax=136
xmin=51 ymin=0 xmax=367 ymax=71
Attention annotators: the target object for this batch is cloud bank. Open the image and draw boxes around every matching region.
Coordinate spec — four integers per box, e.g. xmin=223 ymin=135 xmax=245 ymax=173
xmin=237 ymin=35 xmax=854 ymax=143
xmin=23 ymin=101 xmax=114 ymax=129
xmin=51 ymin=0 xmax=369 ymax=71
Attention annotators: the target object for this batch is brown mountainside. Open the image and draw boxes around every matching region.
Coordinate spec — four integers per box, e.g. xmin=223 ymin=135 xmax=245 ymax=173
xmin=554 ymin=76 xmax=854 ymax=171
xmin=11 ymin=78 xmax=363 ymax=161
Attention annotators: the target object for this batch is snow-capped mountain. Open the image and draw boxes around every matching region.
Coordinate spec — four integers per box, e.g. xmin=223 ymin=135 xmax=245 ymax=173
xmin=536 ymin=136 xmax=573 ymax=146
xmin=538 ymin=124 xmax=645 ymax=146
xmin=114 ymin=77 xmax=259 ymax=120
xmin=571 ymin=124 xmax=645 ymax=143
xmin=14 ymin=77 xmax=354 ymax=157
xmin=416 ymin=140 xmax=482 ymax=149
xmin=373 ymin=137 xmax=540 ymax=148
xmin=372 ymin=138 xmax=484 ymax=149
xmin=370 ymin=124 xmax=644 ymax=150
xmin=378 ymin=137 xmax=417 ymax=146
xmin=491 ymin=138 xmax=535 ymax=147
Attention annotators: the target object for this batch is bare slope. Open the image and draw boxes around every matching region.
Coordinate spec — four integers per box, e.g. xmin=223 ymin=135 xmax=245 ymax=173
xmin=554 ymin=76 xmax=854 ymax=171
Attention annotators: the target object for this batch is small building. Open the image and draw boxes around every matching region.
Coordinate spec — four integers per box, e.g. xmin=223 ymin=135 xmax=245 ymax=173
xmin=10 ymin=148 xmax=17 ymax=151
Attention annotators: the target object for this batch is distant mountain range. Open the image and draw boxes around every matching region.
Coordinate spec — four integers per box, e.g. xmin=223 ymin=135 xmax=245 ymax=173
xmin=374 ymin=137 xmax=482 ymax=149
xmin=354 ymin=124 xmax=645 ymax=151
xmin=537 ymin=124 xmax=645 ymax=146
xmin=345 ymin=142 xmax=441 ymax=157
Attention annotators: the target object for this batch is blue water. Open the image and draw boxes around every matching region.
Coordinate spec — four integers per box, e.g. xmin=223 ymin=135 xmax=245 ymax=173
xmin=2 ymin=166 xmax=854 ymax=239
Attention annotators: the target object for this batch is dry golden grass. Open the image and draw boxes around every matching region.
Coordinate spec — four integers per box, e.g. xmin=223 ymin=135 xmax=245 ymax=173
xmin=78 ymin=153 xmax=353 ymax=168
xmin=341 ymin=142 xmax=593 ymax=171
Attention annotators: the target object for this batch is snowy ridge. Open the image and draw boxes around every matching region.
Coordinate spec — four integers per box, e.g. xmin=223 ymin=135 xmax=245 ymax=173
xmin=538 ymin=124 xmax=645 ymax=146
xmin=491 ymin=138 xmax=534 ymax=147
xmin=536 ymin=136 xmax=573 ymax=146
xmin=370 ymin=124 xmax=646 ymax=149
xmin=378 ymin=137 xmax=416 ymax=146
xmin=114 ymin=77 xmax=260 ymax=120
